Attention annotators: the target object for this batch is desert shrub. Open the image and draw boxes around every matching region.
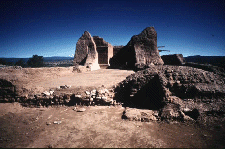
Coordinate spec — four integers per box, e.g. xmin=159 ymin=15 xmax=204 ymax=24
xmin=27 ymin=55 xmax=44 ymax=67
xmin=0 ymin=58 xmax=7 ymax=65
xmin=15 ymin=59 xmax=26 ymax=67
xmin=0 ymin=58 xmax=13 ymax=66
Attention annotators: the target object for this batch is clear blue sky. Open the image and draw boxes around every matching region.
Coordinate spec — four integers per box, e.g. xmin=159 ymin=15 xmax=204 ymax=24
xmin=0 ymin=0 xmax=224 ymax=58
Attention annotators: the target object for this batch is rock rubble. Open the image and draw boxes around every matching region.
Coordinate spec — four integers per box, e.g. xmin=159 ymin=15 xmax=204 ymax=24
xmin=115 ymin=65 xmax=225 ymax=122
xmin=0 ymin=84 xmax=122 ymax=108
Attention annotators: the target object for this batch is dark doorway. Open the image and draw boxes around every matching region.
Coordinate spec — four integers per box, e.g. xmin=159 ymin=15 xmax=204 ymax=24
xmin=97 ymin=47 xmax=108 ymax=64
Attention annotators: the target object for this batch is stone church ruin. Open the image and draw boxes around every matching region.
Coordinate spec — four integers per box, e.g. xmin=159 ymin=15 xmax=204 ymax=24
xmin=110 ymin=27 xmax=164 ymax=69
xmin=93 ymin=36 xmax=113 ymax=68
xmin=73 ymin=31 xmax=100 ymax=71
xmin=74 ymin=31 xmax=115 ymax=70
xmin=72 ymin=27 xmax=225 ymax=122
xmin=74 ymin=27 xmax=166 ymax=70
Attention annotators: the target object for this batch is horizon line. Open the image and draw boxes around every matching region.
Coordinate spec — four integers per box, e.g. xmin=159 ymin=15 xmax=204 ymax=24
xmin=1 ymin=55 xmax=225 ymax=59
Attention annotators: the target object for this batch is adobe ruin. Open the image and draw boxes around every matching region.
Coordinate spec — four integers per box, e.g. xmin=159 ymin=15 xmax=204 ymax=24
xmin=93 ymin=36 xmax=113 ymax=68
xmin=74 ymin=31 xmax=114 ymax=70
xmin=73 ymin=31 xmax=100 ymax=70
xmin=161 ymin=54 xmax=185 ymax=65
xmin=109 ymin=27 xmax=164 ymax=69
xmin=74 ymin=27 xmax=164 ymax=70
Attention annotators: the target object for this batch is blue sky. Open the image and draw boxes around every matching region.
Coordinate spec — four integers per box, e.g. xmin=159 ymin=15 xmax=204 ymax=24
xmin=0 ymin=0 xmax=224 ymax=58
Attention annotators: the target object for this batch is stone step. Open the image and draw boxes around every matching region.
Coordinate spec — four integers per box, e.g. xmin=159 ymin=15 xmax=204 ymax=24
xmin=99 ymin=64 xmax=110 ymax=69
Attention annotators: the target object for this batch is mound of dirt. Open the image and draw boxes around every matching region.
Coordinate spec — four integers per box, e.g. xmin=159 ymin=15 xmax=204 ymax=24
xmin=184 ymin=62 xmax=225 ymax=77
xmin=114 ymin=65 xmax=225 ymax=123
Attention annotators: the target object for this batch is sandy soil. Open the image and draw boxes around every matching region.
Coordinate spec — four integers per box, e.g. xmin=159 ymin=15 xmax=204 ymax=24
xmin=0 ymin=103 xmax=213 ymax=148
xmin=0 ymin=67 xmax=134 ymax=96
xmin=0 ymin=67 xmax=223 ymax=148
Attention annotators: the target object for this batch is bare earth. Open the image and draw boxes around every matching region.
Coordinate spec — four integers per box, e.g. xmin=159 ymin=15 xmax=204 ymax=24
xmin=0 ymin=67 xmax=134 ymax=95
xmin=0 ymin=67 xmax=218 ymax=148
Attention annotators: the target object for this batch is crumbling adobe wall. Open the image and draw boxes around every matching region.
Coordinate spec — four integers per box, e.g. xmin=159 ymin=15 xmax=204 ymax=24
xmin=93 ymin=36 xmax=109 ymax=47
xmin=184 ymin=62 xmax=225 ymax=77
xmin=161 ymin=54 xmax=185 ymax=65
xmin=96 ymin=47 xmax=108 ymax=64
xmin=110 ymin=27 xmax=164 ymax=70
xmin=93 ymin=36 xmax=113 ymax=65
xmin=74 ymin=33 xmax=113 ymax=68
xmin=128 ymin=27 xmax=164 ymax=66
xmin=74 ymin=31 xmax=100 ymax=70
xmin=113 ymin=46 xmax=124 ymax=56
xmin=110 ymin=46 xmax=137 ymax=69
xmin=74 ymin=31 xmax=94 ymax=64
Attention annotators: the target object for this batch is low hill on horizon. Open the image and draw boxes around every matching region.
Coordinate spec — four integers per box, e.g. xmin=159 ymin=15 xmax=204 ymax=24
xmin=0 ymin=56 xmax=73 ymax=63
xmin=1 ymin=55 xmax=225 ymax=68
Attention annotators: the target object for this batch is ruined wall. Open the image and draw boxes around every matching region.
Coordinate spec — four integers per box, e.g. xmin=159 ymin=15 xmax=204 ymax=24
xmin=97 ymin=47 xmax=108 ymax=64
xmin=108 ymin=44 xmax=114 ymax=65
xmin=74 ymin=31 xmax=96 ymax=64
xmin=161 ymin=54 xmax=185 ymax=65
xmin=93 ymin=36 xmax=113 ymax=65
xmin=110 ymin=46 xmax=136 ymax=69
xmin=93 ymin=36 xmax=108 ymax=47
xmin=113 ymin=46 xmax=124 ymax=56
xmin=110 ymin=27 xmax=164 ymax=69
xmin=75 ymin=27 xmax=164 ymax=70
xmin=114 ymin=65 xmax=225 ymax=109
xmin=74 ymin=31 xmax=100 ymax=70
xmin=128 ymin=27 xmax=164 ymax=66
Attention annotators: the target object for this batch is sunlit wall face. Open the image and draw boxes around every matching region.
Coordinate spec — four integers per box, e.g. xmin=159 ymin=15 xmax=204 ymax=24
xmin=0 ymin=0 xmax=224 ymax=58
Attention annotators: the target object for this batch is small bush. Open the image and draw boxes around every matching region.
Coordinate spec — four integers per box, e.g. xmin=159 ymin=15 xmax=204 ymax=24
xmin=15 ymin=59 xmax=25 ymax=67
xmin=27 ymin=55 xmax=44 ymax=67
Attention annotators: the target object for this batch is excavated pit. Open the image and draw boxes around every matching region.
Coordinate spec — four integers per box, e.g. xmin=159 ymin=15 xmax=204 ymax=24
xmin=0 ymin=79 xmax=17 ymax=102
xmin=117 ymin=74 xmax=165 ymax=110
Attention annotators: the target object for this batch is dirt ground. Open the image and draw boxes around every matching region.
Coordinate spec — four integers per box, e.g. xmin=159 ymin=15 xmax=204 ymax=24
xmin=0 ymin=103 xmax=216 ymax=148
xmin=0 ymin=67 xmax=223 ymax=148
xmin=0 ymin=67 xmax=134 ymax=96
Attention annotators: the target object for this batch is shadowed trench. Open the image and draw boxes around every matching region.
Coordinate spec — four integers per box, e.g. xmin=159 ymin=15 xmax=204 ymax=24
xmin=0 ymin=79 xmax=17 ymax=102
xmin=115 ymin=75 xmax=165 ymax=110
